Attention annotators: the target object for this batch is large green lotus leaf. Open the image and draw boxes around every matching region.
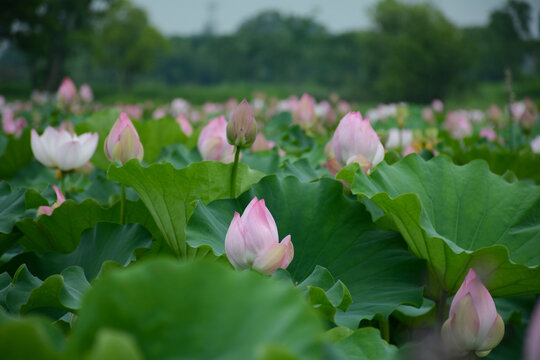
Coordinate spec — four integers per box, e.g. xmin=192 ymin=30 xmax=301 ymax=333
xmin=22 ymin=223 xmax=152 ymax=280
xmin=68 ymin=259 xmax=325 ymax=360
xmin=329 ymin=328 xmax=397 ymax=360
xmin=348 ymin=154 xmax=540 ymax=296
xmin=0 ymin=313 xmax=66 ymax=360
xmin=16 ymin=199 xmax=119 ymax=253
xmin=186 ymin=175 xmax=426 ymax=326
xmin=0 ymin=182 xmax=28 ymax=234
xmin=85 ymin=329 xmax=144 ymax=360
xmin=158 ymin=142 xmax=202 ymax=169
xmin=0 ymin=130 xmax=33 ymax=179
xmin=7 ymin=161 xmax=57 ymax=190
xmin=274 ymin=266 xmax=353 ymax=323
xmin=76 ymin=109 xmax=190 ymax=170
xmin=135 ymin=116 xmax=190 ymax=163
xmin=242 ymin=150 xmax=282 ymax=175
xmin=11 ymin=192 xmax=160 ymax=257
xmin=280 ymin=158 xmax=328 ymax=182
xmin=3 ymin=264 xmax=89 ymax=316
xmin=107 ymin=159 xmax=265 ymax=256
xmin=441 ymin=137 xmax=540 ymax=184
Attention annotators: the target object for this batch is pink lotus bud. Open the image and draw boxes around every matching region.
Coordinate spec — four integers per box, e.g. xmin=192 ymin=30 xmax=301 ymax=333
xmin=31 ymin=127 xmax=98 ymax=171
xmin=531 ymin=136 xmax=540 ymax=154
xmin=79 ymin=83 xmax=94 ymax=103
xmin=227 ymin=99 xmax=257 ymax=148
xmin=118 ymin=104 xmax=143 ymax=120
xmin=293 ymin=93 xmax=316 ymax=129
xmin=37 ymin=185 xmax=66 ymax=217
xmin=337 ymin=101 xmax=351 ymax=115
xmin=432 ymin=99 xmax=444 ymax=113
xmin=198 ymin=116 xmax=235 ymax=163
xmin=2 ymin=108 xmax=26 ymax=137
xmin=487 ymin=104 xmax=503 ymax=122
xmin=524 ymin=299 xmax=540 ymax=360
xmin=152 ymin=107 xmax=167 ymax=119
xmin=442 ymin=269 xmax=505 ymax=358
xmin=104 ymin=112 xmax=144 ymax=164
xmin=57 ymin=77 xmax=77 ymax=104
xmin=251 ymin=133 xmax=275 ymax=152
xmin=422 ymin=107 xmax=434 ymax=122
xmin=510 ymin=102 xmax=526 ymax=120
xmin=402 ymin=145 xmax=418 ymax=156
xmin=330 ymin=112 xmax=385 ymax=174
xmin=315 ymin=100 xmax=337 ymax=127
xmin=225 ymin=197 xmax=293 ymax=275
xmin=479 ymin=127 xmax=497 ymax=142
xmin=176 ymin=113 xmax=193 ymax=136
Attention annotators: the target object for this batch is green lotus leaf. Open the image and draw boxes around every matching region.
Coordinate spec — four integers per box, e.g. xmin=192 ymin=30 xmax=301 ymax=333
xmin=348 ymin=154 xmax=540 ymax=297
xmin=107 ymin=159 xmax=265 ymax=256
xmin=186 ymin=175 xmax=426 ymax=326
xmin=0 ymin=130 xmax=33 ymax=180
xmin=3 ymin=264 xmax=89 ymax=316
xmin=68 ymin=259 xmax=325 ymax=359
xmin=0 ymin=312 xmax=66 ymax=360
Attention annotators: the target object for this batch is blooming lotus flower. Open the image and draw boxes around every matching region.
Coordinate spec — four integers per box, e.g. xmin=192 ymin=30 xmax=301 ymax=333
xmin=171 ymin=98 xmax=190 ymax=117
xmin=37 ymin=185 xmax=65 ymax=217
xmin=176 ymin=113 xmax=193 ymax=136
xmin=385 ymin=128 xmax=413 ymax=149
xmin=79 ymin=83 xmax=94 ymax=103
xmin=442 ymin=269 xmax=504 ymax=358
xmin=330 ymin=112 xmax=385 ymax=174
xmin=293 ymin=93 xmax=316 ymax=129
xmin=531 ymin=136 xmax=540 ymax=154
xmin=197 ymin=116 xmax=235 ymax=163
xmin=225 ymin=197 xmax=293 ymax=275
xmin=444 ymin=111 xmax=472 ymax=140
xmin=524 ymin=299 xmax=540 ymax=360
xmin=227 ymin=99 xmax=257 ymax=147
xmin=31 ymin=127 xmax=98 ymax=171
xmin=57 ymin=77 xmax=77 ymax=104
xmin=104 ymin=112 xmax=144 ymax=164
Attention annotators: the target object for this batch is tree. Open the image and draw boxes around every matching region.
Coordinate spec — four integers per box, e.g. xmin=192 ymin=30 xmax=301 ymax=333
xmin=0 ymin=0 xmax=114 ymax=91
xmin=370 ymin=0 xmax=468 ymax=102
xmin=92 ymin=0 xmax=167 ymax=87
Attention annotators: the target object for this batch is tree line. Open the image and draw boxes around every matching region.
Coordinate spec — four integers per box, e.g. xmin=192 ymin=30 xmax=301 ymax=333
xmin=0 ymin=0 xmax=538 ymax=102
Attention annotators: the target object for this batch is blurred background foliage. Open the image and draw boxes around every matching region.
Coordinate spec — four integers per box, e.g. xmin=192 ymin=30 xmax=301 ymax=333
xmin=0 ymin=0 xmax=539 ymax=105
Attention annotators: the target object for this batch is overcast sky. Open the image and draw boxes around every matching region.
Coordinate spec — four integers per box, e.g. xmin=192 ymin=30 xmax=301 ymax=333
xmin=132 ymin=0 xmax=539 ymax=37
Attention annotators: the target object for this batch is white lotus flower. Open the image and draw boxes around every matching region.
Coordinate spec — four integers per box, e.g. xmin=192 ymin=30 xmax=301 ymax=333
xmin=31 ymin=127 xmax=98 ymax=171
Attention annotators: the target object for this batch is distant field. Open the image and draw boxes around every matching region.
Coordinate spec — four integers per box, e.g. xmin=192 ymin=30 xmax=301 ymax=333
xmin=1 ymin=78 xmax=539 ymax=109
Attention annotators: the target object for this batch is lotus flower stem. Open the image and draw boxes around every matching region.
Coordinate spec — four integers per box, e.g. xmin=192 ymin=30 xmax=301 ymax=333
xmin=230 ymin=146 xmax=240 ymax=198
xmin=120 ymin=184 xmax=126 ymax=225
xmin=435 ymin=288 xmax=448 ymax=326
xmin=60 ymin=172 xmax=66 ymax=194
